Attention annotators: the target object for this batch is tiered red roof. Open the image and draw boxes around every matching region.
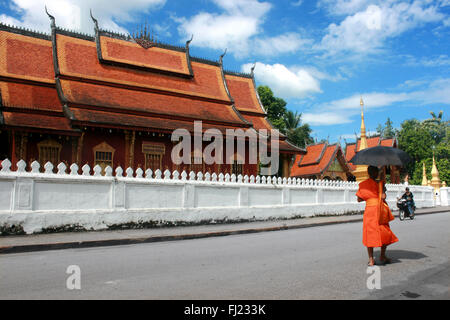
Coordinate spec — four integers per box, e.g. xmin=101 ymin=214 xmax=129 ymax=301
xmin=0 ymin=28 xmax=75 ymax=134
xmin=51 ymin=29 xmax=253 ymax=133
xmin=345 ymin=136 xmax=398 ymax=171
xmin=290 ymin=142 xmax=351 ymax=178
xmin=98 ymin=35 xmax=192 ymax=76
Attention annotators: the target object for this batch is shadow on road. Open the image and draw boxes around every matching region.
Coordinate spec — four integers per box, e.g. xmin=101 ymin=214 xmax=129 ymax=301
xmin=377 ymin=250 xmax=428 ymax=264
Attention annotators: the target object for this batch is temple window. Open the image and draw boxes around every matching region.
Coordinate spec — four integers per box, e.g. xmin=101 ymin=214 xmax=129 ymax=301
xmin=142 ymin=142 xmax=165 ymax=171
xmin=38 ymin=139 xmax=61 ymax=166
xmin=93 ymin=142 xmax=115 ymax=174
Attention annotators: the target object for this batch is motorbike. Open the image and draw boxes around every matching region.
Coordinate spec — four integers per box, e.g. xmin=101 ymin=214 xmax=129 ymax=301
xmin=396 ymin=198 xmax=415 ymax=221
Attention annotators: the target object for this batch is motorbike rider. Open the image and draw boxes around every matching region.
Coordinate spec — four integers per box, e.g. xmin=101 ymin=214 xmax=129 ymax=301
xmin=401 ymin=187 xmax=415 ymax=216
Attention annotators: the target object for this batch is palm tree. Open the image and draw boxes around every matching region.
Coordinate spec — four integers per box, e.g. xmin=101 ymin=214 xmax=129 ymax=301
xmin=283 ymin=110 xmax=312 ymax=148
xmin=426 ymin=111 xmax=443 ymax=124
xmin=284 ymin=110 xmax=301 ymax=132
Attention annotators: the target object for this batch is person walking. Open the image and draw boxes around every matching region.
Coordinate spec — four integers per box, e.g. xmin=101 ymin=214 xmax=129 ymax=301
xmin=356 ymin=166 xmax=399 ymax=266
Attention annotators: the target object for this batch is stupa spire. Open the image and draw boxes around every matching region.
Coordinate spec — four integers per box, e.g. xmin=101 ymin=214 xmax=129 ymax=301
xmin=359 ymin=96 xmax=368 ymax=151
xmin=421 ymin=161 xmax=428 ymax=186
xmin=430 ymin=154 xmax=441 ymax=193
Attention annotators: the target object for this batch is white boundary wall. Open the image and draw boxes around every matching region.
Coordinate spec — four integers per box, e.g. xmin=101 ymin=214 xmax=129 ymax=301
xmin=0 ymin=159 xmax=436 ymax=234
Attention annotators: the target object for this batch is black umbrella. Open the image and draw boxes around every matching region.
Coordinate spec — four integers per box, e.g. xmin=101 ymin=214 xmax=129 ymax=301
xmin=349 ymin=146 xmax=412 ymax=167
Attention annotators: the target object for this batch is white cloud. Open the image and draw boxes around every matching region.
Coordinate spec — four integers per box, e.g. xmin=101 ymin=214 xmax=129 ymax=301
xmin=242 ymin=62 xmax=322 ymax=98
xmin=320 ymin=92 xmax=410 ymax=112
xmin=319 ymin=1 xmax=445 ymax=55
xmin=317 ymin=0 xmax=372 ymax=16
xmin=405 ymin=54 xmax=450 ymax=67
xmin=443 ymin=17 xmax=450 ymax=26
xmin=340 ymin=130 xmax=379 ymax=140
xmin=177 ymin=0 xmax=311 ymax=58
xmin=253 ymin=32 xmax=312 ymax=56
xmin=303 ymin=112 xmax=353 ymax=125
xmin=177 ymin=0 xmax=271 ymax=56
xmin=302 ymin=78 xmax=450 ymax=126
xmin=0 ymin=0 xmax=166 ymax=35
xmin=291 ymin=0 xmax=304 ymax=7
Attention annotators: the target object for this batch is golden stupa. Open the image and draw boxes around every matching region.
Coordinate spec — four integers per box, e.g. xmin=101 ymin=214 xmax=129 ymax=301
xmin=430 ymin=155 xmax=442 ymax=193
xmin=353 ymin=97 xmax=369 ymax=182
xmin=421 ymin=162 xmax=428 ymax=186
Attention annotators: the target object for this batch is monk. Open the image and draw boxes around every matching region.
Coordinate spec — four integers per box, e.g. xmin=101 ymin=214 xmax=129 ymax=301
xmin=356 ymin=166 xmax=398 ymax=266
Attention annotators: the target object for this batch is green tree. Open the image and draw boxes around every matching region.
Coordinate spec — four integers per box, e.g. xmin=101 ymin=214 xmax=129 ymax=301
xmin=398 ymin=111 xmax=449 ymax=185
xmin=284 ymin=110 xmax=313 ymax=148
xmin=383 ymin=117 xmax=396 ymax=138
xmin=257 ymin=85 xmax=287 ymax=131
xmin=376 ymin=117 xmax=396 ymax=138
xmin=422 ymin=110 xmax=446 ymax=144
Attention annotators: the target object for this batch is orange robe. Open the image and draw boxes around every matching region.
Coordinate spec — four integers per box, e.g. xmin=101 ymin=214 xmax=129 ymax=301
xmin=356 ymin=178 xmax=399 ymax=248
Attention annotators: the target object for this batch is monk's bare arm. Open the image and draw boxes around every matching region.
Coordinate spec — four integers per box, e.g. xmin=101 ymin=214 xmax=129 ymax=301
xmin=357 ymin=197 xmax=364 ymax=202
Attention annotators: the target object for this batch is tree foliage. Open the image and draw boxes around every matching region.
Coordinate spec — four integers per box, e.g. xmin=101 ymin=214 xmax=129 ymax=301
xmin=257 ymin=86 xmax=287 ymax=132
xmin=257 ymin=85 xmax=313 ymax=148
xmin=397 ymin=112 xmax=449 ymax=185
xmin=376 ymin=117 xmax=396 ymax=138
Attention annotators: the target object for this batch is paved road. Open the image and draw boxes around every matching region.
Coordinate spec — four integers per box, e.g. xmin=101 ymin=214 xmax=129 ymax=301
xmin=0 ymin=212 xmax=449 ymax=300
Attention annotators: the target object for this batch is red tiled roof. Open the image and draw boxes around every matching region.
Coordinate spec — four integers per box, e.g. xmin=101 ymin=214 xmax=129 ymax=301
xmin=2 ymin=111 xmax=74 ymax=133
xmin=56 ymin=34 xmax=231 ymax=102
xmin=70 ymin=108 xmax=246 ymax=133
xmin=0 ymin=30 xmax=54 ymax=84
xmin=60 ymin=79 xmax=248 ymax=126
xmin=243 ymin=114 xmax=272 ymax=131
xmin=290 ymin=143 xmax=351 ymax=177
xmin=225 ymin=74 xmax=265 ymax=114
xmin=345 ymin=136 xmax=397 ymax=170
xmin=0 ymin=81 xmax=61 ymax=112
xmin=99 ymin=35 xmax=191 ymax=76
xmin=297 ymin=143 xmax=327 ymax=166
xmin=279 ymin=140 xmax=306 ymax=153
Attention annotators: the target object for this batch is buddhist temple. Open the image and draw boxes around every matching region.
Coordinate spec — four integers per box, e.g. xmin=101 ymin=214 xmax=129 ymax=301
xmin=290 ymin=142 xmax=353 ymax=181
xmin=0 ymin=12 xmax=304 ymax=176
xmin=344 ymin=98 xmax=401 ymax=183
xmin=344 ymin=135 xmax=401 ymax=183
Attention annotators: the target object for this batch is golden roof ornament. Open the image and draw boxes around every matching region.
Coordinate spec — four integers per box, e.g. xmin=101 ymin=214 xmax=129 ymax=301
xmin=421 ymin=161 xmax=428 ymax=186
xmin=133 ymin=22 xmax=157 ymax=49
xmin=430 ymin=154 xmax=441 ymax=193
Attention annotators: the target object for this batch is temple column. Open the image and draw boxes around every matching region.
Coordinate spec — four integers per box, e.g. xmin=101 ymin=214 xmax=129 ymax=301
xmin=124 ymin=130 xmax=136 ymax=169
xmin=390 ymin=166 xmax=400 ymax=184
xmin=76 ymin=132 xmax=85 ymax=166
xmin=281 ymin=154 xmax=290 ymax=178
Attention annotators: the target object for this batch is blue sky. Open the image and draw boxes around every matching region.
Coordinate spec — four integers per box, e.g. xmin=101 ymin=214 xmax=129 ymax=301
xmin=1 ymin=0 xmax=449 ymax=143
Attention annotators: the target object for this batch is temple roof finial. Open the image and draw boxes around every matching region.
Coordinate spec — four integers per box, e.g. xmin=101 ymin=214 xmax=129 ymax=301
xmin=45 ymin=6 xmax=56 ymax=29
xmin=219 ymin=48 xmax=227 ymax=65
xmin=186 ymin=34 xmax=194 ymax=47
xmin=90 ymin=9 xmax=99 ymax=31
xmin=250 ymin=62 xmax=256 ymax=77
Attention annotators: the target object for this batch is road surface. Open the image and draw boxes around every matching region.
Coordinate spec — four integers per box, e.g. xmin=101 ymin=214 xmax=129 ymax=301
xmin=0 ymin=212 xmax=449 ymax=299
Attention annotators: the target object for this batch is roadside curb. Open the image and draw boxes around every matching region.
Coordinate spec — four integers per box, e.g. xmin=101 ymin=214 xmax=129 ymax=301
xmin=0 ymin=209 xmax=447 ymax=255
